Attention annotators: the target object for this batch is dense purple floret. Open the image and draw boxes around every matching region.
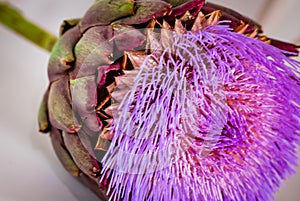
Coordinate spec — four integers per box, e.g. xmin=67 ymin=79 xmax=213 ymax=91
xmin=100 ymin=23 xmax=300 ymax=201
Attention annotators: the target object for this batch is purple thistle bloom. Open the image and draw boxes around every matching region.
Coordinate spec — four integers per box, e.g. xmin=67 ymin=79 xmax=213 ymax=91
xmin=100 ymin=23 xmax=300 ymax=201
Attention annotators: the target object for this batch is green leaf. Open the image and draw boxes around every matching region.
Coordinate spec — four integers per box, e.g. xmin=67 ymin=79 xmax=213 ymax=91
xmin=80 ymin=0 xmax=135 ymax=32
xmin=50 ymin=128 xmax=80 ymax=177
xmin=60 ymin=18 xmax=81 ymax=36
xmin=69 ymin=26 xmax=114 ymax=80
xmin=38 ymin=90 xmax=50 ymax=133
xmin=70 ymin=75 xmax=101 ymax=133
xmin=63 ymin=131 xmax=100 ymax=182
xmin=48 ymin=76 xmax=79 ymax=133
xmin=48 ymin=26 xmax=82 ymax=82
xmin=114 ymin=1 xmax=171 ymax=25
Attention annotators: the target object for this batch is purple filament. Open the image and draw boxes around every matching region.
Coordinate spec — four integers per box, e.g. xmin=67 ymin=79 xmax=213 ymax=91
xmin=101 ymin=23 xmax=300 ymax=201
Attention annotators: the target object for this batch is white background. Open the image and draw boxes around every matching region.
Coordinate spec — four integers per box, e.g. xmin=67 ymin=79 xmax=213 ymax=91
xmin=0 ymin=0 xmax=299 ymax=201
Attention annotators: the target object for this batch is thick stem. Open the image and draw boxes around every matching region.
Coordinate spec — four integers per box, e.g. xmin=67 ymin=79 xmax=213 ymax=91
xmin=0 ymin=2 xmax=57 ymax=52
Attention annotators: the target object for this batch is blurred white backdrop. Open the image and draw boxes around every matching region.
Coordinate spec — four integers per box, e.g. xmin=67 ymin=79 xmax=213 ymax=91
xmin=0 ymin=1 xmax=299 ymax=201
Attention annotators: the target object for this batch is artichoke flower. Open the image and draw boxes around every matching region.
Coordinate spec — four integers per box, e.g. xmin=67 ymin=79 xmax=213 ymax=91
xmin=37 ymin=0 xmax=300 ymax=200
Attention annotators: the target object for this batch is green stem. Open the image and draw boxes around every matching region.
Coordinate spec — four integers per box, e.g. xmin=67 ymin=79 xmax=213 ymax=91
xmin=0 ymin=2 xmax=57 ymax=52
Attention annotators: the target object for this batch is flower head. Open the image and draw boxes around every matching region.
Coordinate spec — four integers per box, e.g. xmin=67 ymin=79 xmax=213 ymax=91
xmin=100 ymin=21 xmax=300 ymax=201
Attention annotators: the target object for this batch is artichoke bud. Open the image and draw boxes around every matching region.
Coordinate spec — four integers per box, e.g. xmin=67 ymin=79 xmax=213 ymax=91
xmin=39 ymin=0 xmax=300 ymax=200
